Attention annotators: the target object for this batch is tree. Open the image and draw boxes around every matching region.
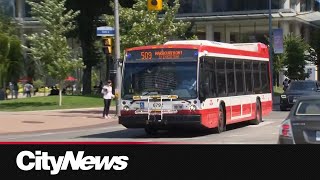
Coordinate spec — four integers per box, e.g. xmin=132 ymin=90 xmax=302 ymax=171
xmin=0 ymin=11 xmax=23 ymax=89
xmin=283 ymin=33 xmax=309 ymax=80
xmin=65 ymin=0 xmax=112 ymax=95
xmin=105 ymin=0 xmax=196 ymax=55
xmin=26 ymin=0 xmax=84 ymax=106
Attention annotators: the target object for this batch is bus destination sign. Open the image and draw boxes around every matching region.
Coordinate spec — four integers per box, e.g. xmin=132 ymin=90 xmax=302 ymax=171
xmin=126 ymin=48 xmax=198 ymax=61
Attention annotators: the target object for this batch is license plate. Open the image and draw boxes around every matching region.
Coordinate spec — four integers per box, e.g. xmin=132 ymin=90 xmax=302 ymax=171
xmin=316 ymin=131 xmax=320 ymax=141
xmin=293 ymin=99 xmax=297 ymax=102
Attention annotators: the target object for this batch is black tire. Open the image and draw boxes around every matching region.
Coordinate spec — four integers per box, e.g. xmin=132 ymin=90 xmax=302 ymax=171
xmin=250 ymin=100 xmax=262 ymax=125
xmin=213 ymin=105 xmax=226 ymax=133
xmin=144 ymin=126 xmax=158 ymax=135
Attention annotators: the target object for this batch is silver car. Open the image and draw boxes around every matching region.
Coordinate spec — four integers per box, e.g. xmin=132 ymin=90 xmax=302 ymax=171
xmin=278 ymin=96 xmax=320 ymax=144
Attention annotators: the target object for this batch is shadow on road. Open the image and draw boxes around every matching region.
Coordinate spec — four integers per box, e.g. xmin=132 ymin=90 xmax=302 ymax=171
xmin=42 ymin=109 xmax=116 ymax=119
xmin=60 ymin=109 xmax=113 ymax=114
xmin=76 ymin=121 xmax=251 ymax=139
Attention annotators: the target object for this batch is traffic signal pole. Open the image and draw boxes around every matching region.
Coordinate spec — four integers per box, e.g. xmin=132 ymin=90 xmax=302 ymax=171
xmin=114 ymin=0 xmax=121 ymax=116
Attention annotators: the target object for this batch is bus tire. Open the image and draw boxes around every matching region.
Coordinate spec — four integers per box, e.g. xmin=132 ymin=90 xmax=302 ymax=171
xmin=213 ymin=105 xmax=226 ymax=134
xmin=250 ymin=100 xmax=262 ymax=125
xmin=145 ymin=126 xmax=158 ymax=135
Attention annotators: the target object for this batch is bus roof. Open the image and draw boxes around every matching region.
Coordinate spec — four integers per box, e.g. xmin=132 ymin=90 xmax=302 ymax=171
xmin=126 ymin=40 xmax=269 ymax=59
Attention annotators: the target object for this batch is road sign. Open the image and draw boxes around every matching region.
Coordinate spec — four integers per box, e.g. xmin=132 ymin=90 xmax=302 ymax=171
xmin=97 ymin=26 xmax=115 ymax=37
xmin=273 ymin=28 xmax=284 ymax=54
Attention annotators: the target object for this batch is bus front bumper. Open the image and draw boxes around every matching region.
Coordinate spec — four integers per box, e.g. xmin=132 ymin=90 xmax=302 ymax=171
xmin=119 ymin=115 xmax=202 ymax=129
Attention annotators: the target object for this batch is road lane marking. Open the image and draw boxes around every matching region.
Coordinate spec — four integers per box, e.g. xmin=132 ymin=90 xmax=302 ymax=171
xmin=227 ymin=134 xmax=249 ymax=137
xmin=1 ymin=126 xmax=124 ymax=140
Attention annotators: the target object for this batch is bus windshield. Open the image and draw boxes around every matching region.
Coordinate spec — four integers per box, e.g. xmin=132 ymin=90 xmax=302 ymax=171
xmin=122 ymin=61 xmax=197 ymax=100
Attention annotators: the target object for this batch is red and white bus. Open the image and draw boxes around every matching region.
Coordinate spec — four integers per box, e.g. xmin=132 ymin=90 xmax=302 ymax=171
xmin=119 ymin=40 xmax=272 ymax=135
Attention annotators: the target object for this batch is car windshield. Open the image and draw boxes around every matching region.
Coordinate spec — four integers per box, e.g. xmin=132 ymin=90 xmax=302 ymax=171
xmin=295 ymin=100 xmax=320 ymax=115
xmin=121 ymin=61 xmax=197 ymax=100
xmin=287 ymin=81 xmax=316 ymax=91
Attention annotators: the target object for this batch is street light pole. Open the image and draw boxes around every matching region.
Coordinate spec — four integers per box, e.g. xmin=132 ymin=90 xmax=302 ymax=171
xmin=269 ymin=0 xmax=275 ymax=99
xmin=114 ymin=0 xmax=121 ymax=116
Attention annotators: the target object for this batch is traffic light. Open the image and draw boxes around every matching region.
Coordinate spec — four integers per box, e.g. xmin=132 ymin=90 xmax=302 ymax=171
xmin=147 ymin=0 xmax=162 ymax=11
xmin=103 ymin=37 xmax=112 ymax=54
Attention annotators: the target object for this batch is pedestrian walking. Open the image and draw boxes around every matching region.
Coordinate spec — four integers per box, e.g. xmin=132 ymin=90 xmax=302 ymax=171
xmin=24 ymin=82 xmax=33 ymax=97
xmin=283 ymin=78 xmax=290 ymax=91
xmin=9 ymin=82 xmax=14 ymax=99
xmin=101 ymin=80 xmax=115 ymax=119
xmin=13 ymin=82 xmax=18 ymax=99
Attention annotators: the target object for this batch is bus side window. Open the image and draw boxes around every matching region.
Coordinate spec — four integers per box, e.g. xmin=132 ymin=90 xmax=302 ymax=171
xmin=199 ymin=57 xmax=216 ymax=101
xmin=235 ymin=61 xmax=244 ymax=95
xmin=261 ymin=62 xmax=271 ymax=93
xmin=226 ymin=60 xmax=235 ymax=95
xmin=199 ymin=58 xmax=210 ymax=101
xmin=216 ymin=59 xmax=226 ymax=97
xmin=244 ymin=61 xmax=253 ymax=94
xmin=253 ymin=62 xmax=261 ymax=94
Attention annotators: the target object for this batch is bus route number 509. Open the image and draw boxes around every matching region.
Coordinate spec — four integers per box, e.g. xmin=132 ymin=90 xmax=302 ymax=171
xmin=141 ymin=52 xmax=152 ymax=60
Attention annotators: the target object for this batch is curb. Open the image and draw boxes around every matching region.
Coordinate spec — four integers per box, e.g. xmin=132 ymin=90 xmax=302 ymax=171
xmin=0 ymin=106 xmax=116 ymax=113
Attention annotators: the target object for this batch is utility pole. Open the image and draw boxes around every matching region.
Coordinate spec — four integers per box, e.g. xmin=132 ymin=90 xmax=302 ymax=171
xmin=269 ymin=0 xmax=275 ymax=103
xmin=114 ymin=0 xmax=121 ymax=116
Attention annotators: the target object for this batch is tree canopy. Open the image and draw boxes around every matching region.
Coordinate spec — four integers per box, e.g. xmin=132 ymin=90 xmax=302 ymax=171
xmin=0 ymin=11 xmax=23 ymax=88
xmin=105 ymin=0 xmax=196 ymax=55
xmin=26 ymin=0 xmax=83 ymax=106
xmin=283 ymin=33 xmax=309 ymax=80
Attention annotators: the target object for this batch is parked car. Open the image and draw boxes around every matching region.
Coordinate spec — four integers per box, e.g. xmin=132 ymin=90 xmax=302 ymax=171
xmin=280 ymin=80 xmax=320 ymax=111
xmin=278 ymin=96 xmax=320 ymax=144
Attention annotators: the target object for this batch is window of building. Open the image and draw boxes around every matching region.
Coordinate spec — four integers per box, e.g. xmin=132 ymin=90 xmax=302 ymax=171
xmin=214 ymin=32 xmax=221 ymax=42
xmin=290 ymin=0 xmax=297 ymax=9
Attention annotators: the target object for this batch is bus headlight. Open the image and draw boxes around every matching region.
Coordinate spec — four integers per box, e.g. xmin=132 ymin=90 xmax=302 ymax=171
xmin=189 ymin=105 xmax=197 ymax=111
xmin=123 ymin=105 xmax=130 ymax=111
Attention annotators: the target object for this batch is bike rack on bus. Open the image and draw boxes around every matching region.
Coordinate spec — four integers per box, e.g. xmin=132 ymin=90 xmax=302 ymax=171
xmin=133 ymin=95 xmax=178 ymax=121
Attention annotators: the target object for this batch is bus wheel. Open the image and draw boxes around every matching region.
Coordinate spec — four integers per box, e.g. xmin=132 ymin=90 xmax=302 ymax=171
xmin=250 ymin=100 xmax=262 ymax=125
xmin=213 ymin=105 xmax=226 ymax=134
xmin=145 ymin=126 xmax=158 ymax=135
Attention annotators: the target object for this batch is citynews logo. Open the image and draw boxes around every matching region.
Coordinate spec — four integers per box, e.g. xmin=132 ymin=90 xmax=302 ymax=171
xmin=16 ymin=151 xmax=129 ymax=175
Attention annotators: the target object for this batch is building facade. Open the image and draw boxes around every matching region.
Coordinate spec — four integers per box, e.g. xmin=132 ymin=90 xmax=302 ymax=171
xmin=177 ymin=0 xmax=320 ymax=44
xmin=176 ymin=0 xmax=320 ymax=82
xmin=2 ymin=0 xmax=319 ymax=83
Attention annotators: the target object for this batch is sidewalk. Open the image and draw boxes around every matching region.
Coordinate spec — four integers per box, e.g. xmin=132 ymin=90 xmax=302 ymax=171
xmin=0 ymin=106 xmax=118 ymax=135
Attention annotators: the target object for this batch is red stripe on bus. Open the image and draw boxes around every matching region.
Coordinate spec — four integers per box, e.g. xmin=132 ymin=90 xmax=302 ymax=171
xmin=120 ymin=100 xmax=272 ymax=129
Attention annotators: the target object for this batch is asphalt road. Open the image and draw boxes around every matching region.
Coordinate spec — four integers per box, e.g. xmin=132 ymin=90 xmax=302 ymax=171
xmin=0 ymin=110 xmax=289 ymax=144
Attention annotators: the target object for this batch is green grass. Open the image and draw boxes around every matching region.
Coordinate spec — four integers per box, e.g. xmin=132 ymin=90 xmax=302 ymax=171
xmin=274 ymin=86 xmax=284 ymax=96
xmin=0 ymin=95 xmax=115 ymax=112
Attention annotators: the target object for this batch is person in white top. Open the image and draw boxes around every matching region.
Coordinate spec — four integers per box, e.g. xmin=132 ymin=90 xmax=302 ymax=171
xmin=101 ymin=80 xmax=115 ymax=119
